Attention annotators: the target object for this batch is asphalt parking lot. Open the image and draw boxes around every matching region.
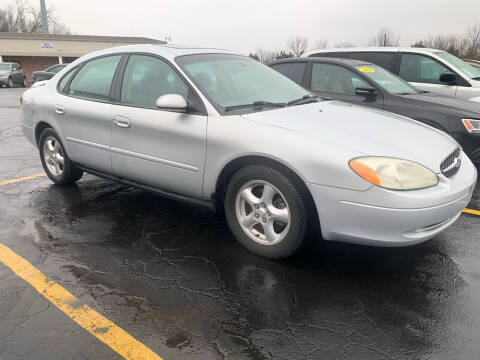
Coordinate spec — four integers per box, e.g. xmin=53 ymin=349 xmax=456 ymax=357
xmin=0 ymin=87 xmax=479 ymax=360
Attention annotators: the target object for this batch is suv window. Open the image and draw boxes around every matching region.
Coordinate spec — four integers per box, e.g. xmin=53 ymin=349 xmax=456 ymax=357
xmin=48 ymin=65 xmax=64 ymax=74
xmin=310 ymin=52 xmax=348 ymax=58
xmin=347 ymin=52 xmax=396 ymax=72
xmin=121 ymin=55 xmax=189 ymax=108
xmin=311 ymin=63 xmax=369 ymax=95
xmin=270 ymin=62 xmax=307 ymax=85
xmin=68 ymin=55 xmax=121 ymax=101
xmin=399 ymin=53 xmax=450 ymax=84
xmin=12 ymin=64 xmax=20 ymax=71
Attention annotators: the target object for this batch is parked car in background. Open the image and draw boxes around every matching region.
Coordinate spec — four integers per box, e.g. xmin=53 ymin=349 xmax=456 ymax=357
xmin=269 ymin=57 xmax=480 ymax=167
xmin=31 ymin=64 xmax=69 ymax=85
xmin=464 ymin=59 xmax=480 ymax=69
xmin=304 ymin=47 xmax=480 ymax=101
xmin=20 ymin=45 xmax=477 ymax=258
xmin=0 ymin=62 xmax=27 ymax=88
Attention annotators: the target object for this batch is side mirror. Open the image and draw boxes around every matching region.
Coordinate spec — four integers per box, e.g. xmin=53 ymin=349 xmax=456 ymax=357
xmin=155 ymin=94 xmax=188 ymax=112
xmin=439 ymin=72 xmax=456 ymax=85
xmin=355 ymin=86 xmax=377 ymax=101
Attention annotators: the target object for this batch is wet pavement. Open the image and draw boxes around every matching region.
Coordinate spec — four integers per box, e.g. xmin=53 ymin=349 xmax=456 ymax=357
xmin=0 ymin=87 xmax=479 ymax=359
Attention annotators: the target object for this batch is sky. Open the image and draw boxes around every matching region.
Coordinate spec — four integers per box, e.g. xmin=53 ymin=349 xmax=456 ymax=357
xmin=16 ymin=0 xmax=480 ymax=54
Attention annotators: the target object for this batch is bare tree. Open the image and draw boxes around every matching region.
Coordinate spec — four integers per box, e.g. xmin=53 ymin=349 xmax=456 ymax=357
xmin=313 ymin=39 xmax=328 ymax=50
xmin=253 ymin=48 xmax=279 ymax=63
xmin=287 ymin=36 xmax=309 ymax=57
xmin=0 ymin=0 xmax=70 ymax=34
xmin=464 ymin=23 xmax=480 ymax=58
xmin=421 ymin=34 xmax=463 ymax=57
xmin=367 ymin=28 xmax=400 ymax=47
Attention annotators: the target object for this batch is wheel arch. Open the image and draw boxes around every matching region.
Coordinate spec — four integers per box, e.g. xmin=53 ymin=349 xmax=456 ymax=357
xmin=214 ymin=155 xmax=320 ymax=233
xmin=34 ymin=121 xmax=54 ymax=148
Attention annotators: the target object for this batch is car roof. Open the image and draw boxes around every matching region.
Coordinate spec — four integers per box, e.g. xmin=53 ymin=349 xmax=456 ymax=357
xmin=303 ymin=47 xmax=445 ymax=57
xmin=78 ymin=43 xmax=236 ymax=62
xmin=268 ymin=57 xmax=371 ymax=67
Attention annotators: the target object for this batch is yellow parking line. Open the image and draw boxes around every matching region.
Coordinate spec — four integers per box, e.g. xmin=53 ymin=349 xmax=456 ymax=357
xmin=0 ymin=173 xmax=46 ymax=186
xmin=463 ymin=208 xmax=480 ymax=216
xmin=0 ymin=243 xmax=163 ymax=360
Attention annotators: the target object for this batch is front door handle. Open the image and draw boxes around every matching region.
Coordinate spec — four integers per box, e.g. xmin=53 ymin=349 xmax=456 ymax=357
xmin=54 ymin=104 xmax=65 ymax=115
xmin=113 ymin=115 xmax=131 ymax=128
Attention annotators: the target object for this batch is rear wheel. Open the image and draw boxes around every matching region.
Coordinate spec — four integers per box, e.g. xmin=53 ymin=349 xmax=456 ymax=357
xmin=39 ymin=128 xmax=83 ymax=185
xmin=224 ymin=165 xmax=308 ymax=259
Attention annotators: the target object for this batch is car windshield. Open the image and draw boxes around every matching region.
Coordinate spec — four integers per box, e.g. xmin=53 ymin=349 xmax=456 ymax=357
xmin=176 ymin=54 xmax=312 ymax=114
xmin=435 ymin=52 xmax=480 ymax=79
xmin=354 ymin=64 xmax=420 ymax=95
xmin=47 ymin=65 xmax=65 ymax=73
xmin=0 ymin=64 xmax=10 ymax=71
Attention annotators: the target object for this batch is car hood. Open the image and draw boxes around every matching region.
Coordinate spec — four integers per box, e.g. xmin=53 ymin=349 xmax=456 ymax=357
xmin=240 ymin=100 xmax=458 ymax=173
xmin=398 ymin=92 xmax=480 ymax=117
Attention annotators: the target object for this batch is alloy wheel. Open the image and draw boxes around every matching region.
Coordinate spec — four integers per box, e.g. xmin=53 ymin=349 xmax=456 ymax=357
xmin=235 ymin=180 xmax=290 ymax=245
xmin=43 ymin=136 xmax=65 ymax=177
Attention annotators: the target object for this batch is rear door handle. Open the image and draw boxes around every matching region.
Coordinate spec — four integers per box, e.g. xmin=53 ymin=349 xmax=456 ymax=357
xmin=113 ymin=115 xmax=131 ymax=128
xmin=54 ymin=104 xmax=65 ymax=115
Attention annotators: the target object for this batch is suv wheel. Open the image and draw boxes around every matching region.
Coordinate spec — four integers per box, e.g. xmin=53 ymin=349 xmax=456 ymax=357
xmin=39 ymin=128 xmax=83 ymax=185
xmin=7 ymin=78 xmax=14 ymax=88
xmin=22 ymin=77 xmax=27 ymax=88
xmin=224 ymin=165 xmax=308 ymax=259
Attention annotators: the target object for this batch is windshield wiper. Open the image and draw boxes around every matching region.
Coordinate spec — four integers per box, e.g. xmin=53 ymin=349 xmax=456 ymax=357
xmin=471 ymin=77 xmax=480 ymax=81
xmin=224 ymin=101 xmax=286 ymax=112
xmin=287 ymin=94 xmax=322 ymax=106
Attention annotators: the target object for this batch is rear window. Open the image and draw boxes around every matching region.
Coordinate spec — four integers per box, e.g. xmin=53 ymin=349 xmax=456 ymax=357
xmin=347 ymin=52 xmax=396 ymax=72
xmin=270 ymin=62 xmax=307 ymax=85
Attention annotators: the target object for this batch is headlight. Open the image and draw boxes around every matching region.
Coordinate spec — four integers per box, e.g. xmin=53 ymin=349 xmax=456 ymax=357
xmin=462 ymin=119 xmax=480 ymax=134
xmin=349 ymin=157 xmax=438 ymax=190
xmin=0 ymin=73 xmax=8 ymax=78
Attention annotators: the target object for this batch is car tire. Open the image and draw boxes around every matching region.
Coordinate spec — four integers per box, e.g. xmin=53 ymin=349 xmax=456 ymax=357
xmin=6 ymin=77 xmax=14 ymax=88
xmin=39 ymin=128 xmax=83 ymax=185
xmin=22 ymin=77 xmax=27 ymax=88
xmin=224 ymin=165 xmax=308 ymax=259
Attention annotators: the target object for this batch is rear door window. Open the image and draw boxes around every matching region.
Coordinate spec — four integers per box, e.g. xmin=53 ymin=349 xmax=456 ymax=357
xmin=399 ymin=53 xmax=450 ymax=84
xmin=270 ymin=62 xmax=307 ymax=85
xmin=347 ymin=52 xmax=396 ymax=72
xmin=68 ymin=55 xmax=122 ymax=101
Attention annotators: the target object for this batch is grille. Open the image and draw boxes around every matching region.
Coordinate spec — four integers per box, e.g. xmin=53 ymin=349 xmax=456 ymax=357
xmin=440 ymin=148 xmax=461 ymax=177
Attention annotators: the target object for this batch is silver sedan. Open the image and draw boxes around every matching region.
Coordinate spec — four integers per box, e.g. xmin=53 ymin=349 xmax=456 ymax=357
xmin=21 ymin=45 xmax=477 ymax=258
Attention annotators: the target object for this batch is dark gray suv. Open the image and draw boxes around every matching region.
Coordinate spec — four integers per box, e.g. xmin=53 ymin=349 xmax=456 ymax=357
xmin=0 ymin=62 xmax=27 ymax=88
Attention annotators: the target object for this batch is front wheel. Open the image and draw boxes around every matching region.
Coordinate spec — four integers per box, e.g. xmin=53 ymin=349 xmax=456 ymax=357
xmin=224 ymin=165 xmax=308 ymax=259
xmin=39 ymin=128 xmax=83 ymax=185
xmin=6 ymin=78 xmax=14 ymax=88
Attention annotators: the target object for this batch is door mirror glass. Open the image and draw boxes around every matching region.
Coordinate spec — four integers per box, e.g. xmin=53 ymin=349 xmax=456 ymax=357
xmin=439 ymin=72 xmax=457 ymax=85
xmin=155 ymin=94 xmax=188 ymax=112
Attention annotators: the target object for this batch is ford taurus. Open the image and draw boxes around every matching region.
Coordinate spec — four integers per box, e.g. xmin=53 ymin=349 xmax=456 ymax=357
xmin=20 ymin=45 xmax=477 ymax=258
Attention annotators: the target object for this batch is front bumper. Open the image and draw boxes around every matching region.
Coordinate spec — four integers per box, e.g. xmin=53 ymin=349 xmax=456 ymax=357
xmin=307 ymin=151 xmax=477 ymax=246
